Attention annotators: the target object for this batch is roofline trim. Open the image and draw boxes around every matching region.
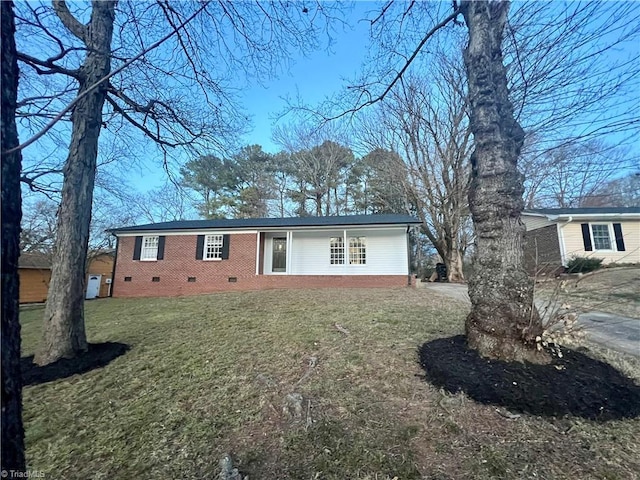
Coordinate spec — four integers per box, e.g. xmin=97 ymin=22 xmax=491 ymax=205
xmin=111 ymin=223 xmax=418 ymax=237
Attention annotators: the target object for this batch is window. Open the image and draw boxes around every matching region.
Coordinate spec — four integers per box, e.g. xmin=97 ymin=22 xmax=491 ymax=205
xmin=204 ymin=234 xmax=224 ymax=260
xmin=141 ymin=236 xmax=159 ymax=260
xmin=590 ymin=224 xmax=612 ymax=250
xmin=349 ymin=237 xmax=366 ymax=265
xmin=330 ymin=237 xmax=345 ymax=265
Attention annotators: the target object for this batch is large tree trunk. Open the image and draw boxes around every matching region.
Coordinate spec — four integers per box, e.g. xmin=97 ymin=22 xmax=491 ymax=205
xmin=1 ymin=0 xmax=26 ymax=471
xmin=34 ymin=1 xmax=117 ymax=366
xmin=460 ymin=1 xmax=547 ymax=363
xmin=445 ymin=248 xmax=465 ymax=283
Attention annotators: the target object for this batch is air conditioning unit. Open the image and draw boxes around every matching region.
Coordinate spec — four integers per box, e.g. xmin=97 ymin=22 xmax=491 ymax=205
xmin=105 ymin=278 xmax=112 ymax=284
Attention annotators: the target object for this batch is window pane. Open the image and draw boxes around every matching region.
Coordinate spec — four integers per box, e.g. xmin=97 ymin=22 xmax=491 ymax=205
xmin=205 ymin=235 xmax=223 ymax=259
xmin=141 ymin=236 xmax=158 ymax=260
xmin=349 ymin=236 xmax=366 ymax=265
xmin=330 ymin=237 xmax=344 ymax=265
xmin=591 ymin=224 xmax=611 ymax=250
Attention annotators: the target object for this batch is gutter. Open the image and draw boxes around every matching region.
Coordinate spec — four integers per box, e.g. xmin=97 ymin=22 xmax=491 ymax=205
xmin=406 ymin=225 xmax=413 ymax=286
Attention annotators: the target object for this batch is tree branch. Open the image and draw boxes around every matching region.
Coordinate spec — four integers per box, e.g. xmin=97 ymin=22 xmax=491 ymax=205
xmin=17 ymin=51 xmax=82 ymax=79
xmin=3 ymin=2 xmax=208 ymax=156
xmin=52 ymin=0 xmax=88 ymax=43
xmin=329 ymin=8 xmax=460 ymax=122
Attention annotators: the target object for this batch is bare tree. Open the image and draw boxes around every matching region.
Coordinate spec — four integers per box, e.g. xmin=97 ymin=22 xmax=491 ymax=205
xmin=1 ymin=0 xmax=26 ymax=471
xmin=460 ymin=1 xmax=545 ymax=362
xmin=303 ymin=0 xmax=638 ymax=361
xmin=522 ymin=140 xmax=634 ymax=208
xmin=30 ymin=0 xmax=117 ymax=365
xmin=357 ymin=62 xmax=472 ymax=281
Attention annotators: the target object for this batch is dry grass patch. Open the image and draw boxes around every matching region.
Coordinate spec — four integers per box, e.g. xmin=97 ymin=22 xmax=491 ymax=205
xmin=537 ymin=267 xmax=640 ymax=318
xmin=20 ymin=288 xmax=640 ymax=479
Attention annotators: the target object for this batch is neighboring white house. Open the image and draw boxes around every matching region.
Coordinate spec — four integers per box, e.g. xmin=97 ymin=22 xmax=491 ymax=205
xmin=109 ymin=214 xmax=421 ymax=297
xmin=521 ymin=207 xmax=640 ymax=271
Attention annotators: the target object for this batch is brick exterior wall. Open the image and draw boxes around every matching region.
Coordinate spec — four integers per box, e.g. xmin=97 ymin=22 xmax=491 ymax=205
xmin=523 ymin=225 xmax=563 ymax=275
xmin=113 ymin=233 xmax=413 ymax=298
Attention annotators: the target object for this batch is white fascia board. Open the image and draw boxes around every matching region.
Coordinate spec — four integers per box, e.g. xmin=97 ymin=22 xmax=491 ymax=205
xmin=256 ymin=223 xmax=412 ymax=232
xmin=546 ymin=213 xmax=640 ymax=221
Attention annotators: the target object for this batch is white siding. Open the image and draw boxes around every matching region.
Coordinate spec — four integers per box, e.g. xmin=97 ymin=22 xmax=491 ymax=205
xmin=263 ymin=227 xmax=409 ymax=275
xmin=522 ymin=215 xmax=553 ymax=231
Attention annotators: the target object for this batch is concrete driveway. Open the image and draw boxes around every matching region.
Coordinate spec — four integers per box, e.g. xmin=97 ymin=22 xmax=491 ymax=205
xmin=420 ymin=282 xmax=640 ymax=357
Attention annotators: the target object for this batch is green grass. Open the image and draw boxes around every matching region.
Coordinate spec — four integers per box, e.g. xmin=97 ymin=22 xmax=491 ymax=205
xmin=20 ymin=288 xmax=640 ymax=479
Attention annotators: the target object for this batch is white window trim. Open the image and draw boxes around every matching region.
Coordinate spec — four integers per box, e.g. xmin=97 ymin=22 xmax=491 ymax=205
xmin=589 ymin=223 xmax=616 ymax=252
xmin=203 ymin=234 xmax=224 ymax=261
xmin=140 ymin=235 xmax=159 ymax=261
xmin=329 ymin=232 xmax=368 ymax=266
xmin=348 ymin=236 xmax=367 ymax=266
xmin=329 ymin=236 xmax=345 ymax=266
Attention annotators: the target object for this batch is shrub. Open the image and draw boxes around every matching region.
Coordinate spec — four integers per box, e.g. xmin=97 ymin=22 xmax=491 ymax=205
xmin=566 ymin=256 xmax=603 ymax=274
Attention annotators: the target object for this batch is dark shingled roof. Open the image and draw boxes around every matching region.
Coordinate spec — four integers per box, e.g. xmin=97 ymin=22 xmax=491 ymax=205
xmin=524 ymin=207 xmax=640 ymax=216
xmin=19 ymin=252 xmax=52 ymax=269
xmin=110 ymin=214 xmax=421 ymax=234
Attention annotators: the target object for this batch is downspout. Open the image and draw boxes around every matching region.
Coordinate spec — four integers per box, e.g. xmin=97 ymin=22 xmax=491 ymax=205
xmin=109 ymin=233 xmax=119 ymax=297
xmin=556 ymin=216 xmax=573 ymax=267
xmin=406 ymin=225 xmax=412 ymax=286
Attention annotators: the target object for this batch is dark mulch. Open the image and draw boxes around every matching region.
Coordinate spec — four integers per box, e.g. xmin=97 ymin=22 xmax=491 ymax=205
xmin=418 ymin=335 xmax=640 ymax=421
xmin=21 ymin=342 xmax=130 ymax=386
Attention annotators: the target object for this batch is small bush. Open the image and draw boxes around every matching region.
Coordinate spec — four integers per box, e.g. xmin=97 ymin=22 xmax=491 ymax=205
xmin=566 ymin=256 xmax=603 ymax=274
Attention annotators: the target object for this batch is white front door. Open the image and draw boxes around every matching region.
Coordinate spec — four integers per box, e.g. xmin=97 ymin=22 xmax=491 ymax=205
xmin=86 ymin=275 xmax=101 ymax=299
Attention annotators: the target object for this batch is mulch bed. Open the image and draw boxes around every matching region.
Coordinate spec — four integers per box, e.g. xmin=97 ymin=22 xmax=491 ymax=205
xmin=419 ymin=335 xmax=640 ymax=421
xmin=22 ymin=342 xmax=130 ymax=386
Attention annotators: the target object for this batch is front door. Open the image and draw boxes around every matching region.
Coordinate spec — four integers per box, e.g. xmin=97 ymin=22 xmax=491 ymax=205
xmin=86 ymin=274 xmax=101 ymax=299
xmin=272 ymin=237 xmax=286 ymax=272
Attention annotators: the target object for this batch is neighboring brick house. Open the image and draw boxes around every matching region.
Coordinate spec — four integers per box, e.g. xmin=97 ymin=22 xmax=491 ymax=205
xmin=18 ymin=251 xmax=115 ymax=303
xmin=522 ymin=207 xmax=640 ymax=274
xmin=109 ymin=214 xmax=421 ymax=298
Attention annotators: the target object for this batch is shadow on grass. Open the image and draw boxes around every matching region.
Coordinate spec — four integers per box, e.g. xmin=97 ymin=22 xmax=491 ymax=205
xmin=419 ymin=335 xmax=640 ymax=421
xmin=21 ymin=342 xmax=130 ymax=386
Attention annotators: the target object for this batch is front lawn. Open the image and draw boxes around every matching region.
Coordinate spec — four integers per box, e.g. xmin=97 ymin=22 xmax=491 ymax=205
xmin=20 ymin=288 xmax=640 ymax=479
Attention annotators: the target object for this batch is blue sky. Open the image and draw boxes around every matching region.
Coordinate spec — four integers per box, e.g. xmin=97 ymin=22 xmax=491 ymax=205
xmin=233 ymin=5 xmax=373 ymax=154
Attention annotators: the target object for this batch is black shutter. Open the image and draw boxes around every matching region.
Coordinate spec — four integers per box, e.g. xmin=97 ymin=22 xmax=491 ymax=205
xmin=157 ymin=236 xmax=166 ymax=260
xmin=133 ymin=236 xmax=142 ymax=260
xmin=613 ymin=223 xmax=625 ymax=251
xmin=580 ymin=223 xmax=593 ymax=251
xmin=222 ymin=234 xmax=230 ymax=259
xmin=196 ymin=235 xmax=205 ymax=260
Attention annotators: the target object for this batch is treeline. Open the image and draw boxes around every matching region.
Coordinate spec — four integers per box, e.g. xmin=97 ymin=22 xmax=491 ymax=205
xmin=180 ymin=143 xmax=410 ymax=219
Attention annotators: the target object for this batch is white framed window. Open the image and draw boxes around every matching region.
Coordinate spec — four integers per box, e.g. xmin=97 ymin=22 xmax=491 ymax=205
xmin=204 ymin=234 xmax=224 ymax=260
xmin=349 ymin=236 xmax=366 ymax=265
xmin=330 ymin=237 xmax=345 ymax=265
xmin=141 ymin=236 xmax=159 ymax=260
xmin=590 ymin=224 xmax=613 ymax=251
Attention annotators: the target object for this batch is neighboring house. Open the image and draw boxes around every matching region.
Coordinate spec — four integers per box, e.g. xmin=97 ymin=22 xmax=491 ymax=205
xmin=18 ymin=251 xmax=115 ymax=304
xmin=521 ymin=207 xmax=640 ymax=273
xmin=86 ymin=251 xmax=116 ymax=299
xmin=109 ymin=214 xmax=421 ymax=298
xmin=18 ymin=252 xmax=52 ymax=304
